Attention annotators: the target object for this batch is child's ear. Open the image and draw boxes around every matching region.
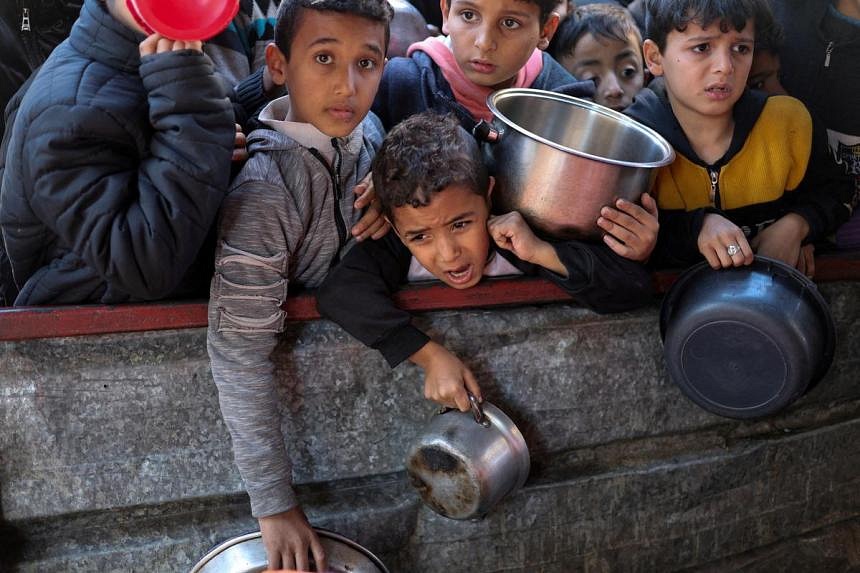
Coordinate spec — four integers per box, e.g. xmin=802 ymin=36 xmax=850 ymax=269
xmin=440 ymin=0 xmax=451 ymax=35
xmin=539 ymin=13 xmax=560 ymax=49
xmin=642 ymin=39 xmax=664 ymax=77
xmin=265 ymin=42 xmax=289 ymax=87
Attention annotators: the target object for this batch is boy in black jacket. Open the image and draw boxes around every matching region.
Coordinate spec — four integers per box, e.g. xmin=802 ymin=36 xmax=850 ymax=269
xmin=317 ymin=112 xmax=653 ymax=413
xmin=0 ymin=0 xmax=235 ymax=305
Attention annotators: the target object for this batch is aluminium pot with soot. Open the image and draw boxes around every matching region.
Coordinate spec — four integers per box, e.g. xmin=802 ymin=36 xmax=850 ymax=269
xmin=405 ymin=394 xmax=530 ymax=520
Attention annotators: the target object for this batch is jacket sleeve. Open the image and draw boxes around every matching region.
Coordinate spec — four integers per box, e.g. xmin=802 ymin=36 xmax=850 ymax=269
xmin=206 ymin=178 xmax=301 ymax=519
xmin=21 ymin=49 xmax=234 ymax=300
xmin=516 ymin=239 xmax=654 ymax=313
xmin=785 ymin=116 xmax=853 ymax=243
xmin=652 ymin=208 xmax=710 ymax=269
xmin=316 ymin=233 xmax=431 ymax=368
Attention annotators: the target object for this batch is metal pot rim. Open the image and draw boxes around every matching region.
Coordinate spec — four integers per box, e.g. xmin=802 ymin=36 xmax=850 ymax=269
xmin=189 ymin=528 xmax=390 ymax=573
xmin=486 ymin=87 xmax=676 ymax=169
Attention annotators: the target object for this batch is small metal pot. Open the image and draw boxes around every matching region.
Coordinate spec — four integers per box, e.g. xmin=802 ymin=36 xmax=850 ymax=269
xmin=189 ymin=529 xmax=389 ymax=573
xmin=405 ymin=395 xmax=530 ymax=520
xmin=479 ymin=88 xmax=675 ymax=240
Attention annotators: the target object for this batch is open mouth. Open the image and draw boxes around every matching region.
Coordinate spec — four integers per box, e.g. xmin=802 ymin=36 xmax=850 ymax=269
xmin=704 ymin=85 xmax=733 ymax=99
xmin=445 ymin=264 xmax=474 ymax=286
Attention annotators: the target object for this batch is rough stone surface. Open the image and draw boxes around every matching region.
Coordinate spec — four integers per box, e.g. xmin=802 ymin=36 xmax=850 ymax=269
xmin=1 ymin=282 xmax=859 ymax=571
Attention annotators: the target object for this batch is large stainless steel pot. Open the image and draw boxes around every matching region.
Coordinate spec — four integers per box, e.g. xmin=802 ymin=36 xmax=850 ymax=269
xmin=189 ymin=529 xmax=389 ymax=573
xmin=405 ymin=395 xmax=529 ymax=520
xmin=482 ymin=88 xmax=675 ymax=240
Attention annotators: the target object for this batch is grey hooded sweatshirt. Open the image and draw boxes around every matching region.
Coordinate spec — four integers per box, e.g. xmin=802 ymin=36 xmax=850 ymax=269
xmin=207 ymin=95 xmax=383 ymax=518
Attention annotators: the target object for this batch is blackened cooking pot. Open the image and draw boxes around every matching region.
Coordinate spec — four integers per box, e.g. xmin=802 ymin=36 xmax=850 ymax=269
xmin=480 ymin=88 xmax=675 ymax=240
xmin=660 ymin=256 xmax=836 ymax=419
xmin=405 ymin=394 xmax=530 ymax=520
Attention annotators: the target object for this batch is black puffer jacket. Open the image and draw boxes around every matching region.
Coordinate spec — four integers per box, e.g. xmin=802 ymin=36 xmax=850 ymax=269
xmin=0 ymin=0 xmax=82 ymax=134
xmin=0 ymin=0 xmax=235 ymax=306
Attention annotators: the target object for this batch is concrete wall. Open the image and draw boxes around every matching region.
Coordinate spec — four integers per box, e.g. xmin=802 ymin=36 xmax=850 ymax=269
xmin=1 ymin=282 xmax=859 ymax=572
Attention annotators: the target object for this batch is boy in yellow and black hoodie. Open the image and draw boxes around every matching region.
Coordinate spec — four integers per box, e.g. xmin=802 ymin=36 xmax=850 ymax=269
xmin=626 ymin=0 xmax=853 ymax=277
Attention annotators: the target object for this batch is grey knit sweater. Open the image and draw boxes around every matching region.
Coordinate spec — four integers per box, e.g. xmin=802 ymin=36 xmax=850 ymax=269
xmin=207 ymin=95 xmax=384 ymax=517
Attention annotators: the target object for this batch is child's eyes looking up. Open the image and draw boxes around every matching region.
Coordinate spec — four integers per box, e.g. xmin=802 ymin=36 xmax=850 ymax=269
xmin=460 ymin=10 xmax=478 ymax=23
xmin=315 ymin=53 xmax=333 ymax=64
xmin=621 ymin=65 xmax=639 ymax=78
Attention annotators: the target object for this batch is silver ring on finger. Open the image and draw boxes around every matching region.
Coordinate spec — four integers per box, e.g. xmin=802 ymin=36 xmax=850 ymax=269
xmin=726 ymin=244 xmax=740 ymax=257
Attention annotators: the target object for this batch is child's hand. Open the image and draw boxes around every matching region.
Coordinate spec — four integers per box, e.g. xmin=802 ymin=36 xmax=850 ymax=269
xmin=232 ymin=124 xmax=248 ymax=163
xmin=751 ymin=213 xmax=811 ymax=274
xmin=488 ymin=212 xmax=567 ymax=276
xmin=409 ymin=341 xmax=482 ymax=412
xmin=351 ymin=172 xmax=390 ymax=241
xmin=139 ymin=34 xmax=202 ymax=57
xmin=698 ymin=213 xmax=754 ymax=269
xmin=797 ymin=244 xmax=815 ymax=278
xmin=597 ymin=193 xmax=659 ymax=262
xmin=259 ymin=507 xmax=326 ymax=572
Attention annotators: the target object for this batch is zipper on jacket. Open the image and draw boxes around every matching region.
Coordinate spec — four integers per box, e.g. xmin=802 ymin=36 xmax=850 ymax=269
xmin=21 ymin=7 xmax=31 ymax=31
xmin=308 ymin=143 xmax=348 ymax=264
xmin=824 ymin=41 xmax=834 ymax=67
xmin=709 ymin=168 xmax=721 ymax=208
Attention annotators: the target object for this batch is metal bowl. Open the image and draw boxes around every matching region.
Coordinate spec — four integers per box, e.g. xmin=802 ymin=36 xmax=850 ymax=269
xmin=660 ymin=256 xmax=836 ymax=419
xmin=484 ymin=88 xmax=675 ymax=240
xmin=189 ymin=529 xmax=389 ymax=573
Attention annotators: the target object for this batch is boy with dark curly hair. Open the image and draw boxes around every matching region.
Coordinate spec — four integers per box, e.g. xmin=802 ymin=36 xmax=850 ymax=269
xmin=317 ymin=112 xmax=653 ymax=416
xmin=627 ymin=0 xmax=852 ymax=275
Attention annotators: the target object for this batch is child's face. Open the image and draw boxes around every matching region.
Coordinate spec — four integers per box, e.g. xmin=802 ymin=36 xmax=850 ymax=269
xmin=391 ymin=182 xmax=492 ymax=289
xmin=266 ymin=10 xmax=386 ymax=137
xmin=747 ymin=50 xmax=787 ymax=95
xmin=643 ymin=18 xmax=754 ymax=124
xmin=441 ymin=0 xmax=559 ymax=90
xmin=559 ymin=31 xmax=644 ymax=111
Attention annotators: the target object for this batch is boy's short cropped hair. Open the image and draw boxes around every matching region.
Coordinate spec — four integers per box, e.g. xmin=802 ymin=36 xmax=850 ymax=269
xmin=372 ymin=112 xmax=489 ymax=218
xmin=644 ymin=0 xmax=777 ymax=52
xmin=274 ymin=0 xmax=394 ymax=58
xmin=550 ymin=3 xmax=643 ymax=58
xmin=444 ymin=0 xmax=560 ymax=25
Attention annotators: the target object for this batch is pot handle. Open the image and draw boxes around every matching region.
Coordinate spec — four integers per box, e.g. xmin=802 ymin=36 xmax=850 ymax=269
xmin=472 ymin=119 xmax=501 ymax=143
xmin=468 ymin=393 xmax=491 ymax=428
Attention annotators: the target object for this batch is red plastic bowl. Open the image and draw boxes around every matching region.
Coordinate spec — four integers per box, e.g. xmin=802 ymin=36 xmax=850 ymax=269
xmin=126 ymin=0 xmax=239 ymax=41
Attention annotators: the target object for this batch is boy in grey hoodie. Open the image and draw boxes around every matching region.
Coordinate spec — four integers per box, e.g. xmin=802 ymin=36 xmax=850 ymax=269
xmin=206 ymin=0 xmax=392 ymax=570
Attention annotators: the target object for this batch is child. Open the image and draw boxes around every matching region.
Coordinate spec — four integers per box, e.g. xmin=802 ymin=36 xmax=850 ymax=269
xmin=747 ymin=20 xmax=787 ymax=95
xmin=549 ymin=3 xmax=646 ymax=111
xmin=317 ymin=112 xmax=654 ymax=414
xmin=371 ymin=0 xmax=593 ymax=132
xmin=0 ymin=0 xmax=235 ymax=306
xmin=206 ymin=1 xmax=391 ymax=570
xmin=626 ymin=0 xmax=853 ymax=276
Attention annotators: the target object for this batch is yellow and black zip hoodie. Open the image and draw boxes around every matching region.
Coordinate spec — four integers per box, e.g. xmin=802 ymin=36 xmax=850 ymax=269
xmin=626 ymin=78 xmax=853 ymax=268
